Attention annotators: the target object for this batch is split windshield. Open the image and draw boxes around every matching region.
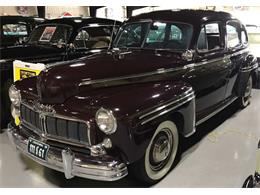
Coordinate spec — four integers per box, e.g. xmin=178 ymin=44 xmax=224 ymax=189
xmin=28 ymin=24 xmax=72 ymax=46
xmin=114 ymin=21 xmax=193 ymax=50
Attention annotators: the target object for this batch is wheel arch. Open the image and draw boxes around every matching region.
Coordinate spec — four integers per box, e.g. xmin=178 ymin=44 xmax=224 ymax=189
xmin=234 ymin=54 xmax=258 ymax=96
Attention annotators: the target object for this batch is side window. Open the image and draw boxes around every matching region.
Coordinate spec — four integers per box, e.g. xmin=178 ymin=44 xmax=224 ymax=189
xmin=197 ymin=23 xmax=223 ymax=52
xmin=197 ymin=27 xmax=208 ymax=52
xmin=117 ymin=23 xmax=149 ymax=48
xmin=74 ymin=30 xmax=89 ymax=48
xmin=3 ymin=24 xmax=28 ymax=36
xmin=226 ymin=22 xmax=240 ymax=48
xmin=169 ymin=25 xmax=182 ymax=41
xmin=74 ymin=26 xmax=116 ymax=49
xmin=146 ymin=22 xmax=166 ymax=43
xmin=241 ymin=30 xmax=248 ymax=45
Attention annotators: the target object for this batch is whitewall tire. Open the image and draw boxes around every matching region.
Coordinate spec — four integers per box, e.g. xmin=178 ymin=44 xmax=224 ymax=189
xmin=131 ymin=120 xmax=179 ymax=184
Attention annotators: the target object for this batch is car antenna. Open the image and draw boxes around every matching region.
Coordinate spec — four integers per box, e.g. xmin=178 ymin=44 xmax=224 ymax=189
xmin=108 ymin=19 xmax=117 ymax=51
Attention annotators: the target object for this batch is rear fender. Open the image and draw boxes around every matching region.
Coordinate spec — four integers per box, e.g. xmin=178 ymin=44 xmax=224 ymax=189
xmin=235 ymin=54 xmax=258 ymax=96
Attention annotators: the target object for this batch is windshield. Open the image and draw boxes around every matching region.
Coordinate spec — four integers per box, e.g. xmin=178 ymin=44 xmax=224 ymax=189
xmin=114 ymin=21 xmax=193 ymax=50
xmin=28 ymin=24 xmax=72 ymax=45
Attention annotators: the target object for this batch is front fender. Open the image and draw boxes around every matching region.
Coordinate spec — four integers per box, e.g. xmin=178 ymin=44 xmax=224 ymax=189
xmin=80 ymin=81 xmax=195 ymax=163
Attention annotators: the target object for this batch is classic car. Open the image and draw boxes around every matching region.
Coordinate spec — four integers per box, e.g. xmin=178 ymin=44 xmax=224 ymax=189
xmin=7 ymin=10 xmax=259 ymax=184
xmin=0 ymin=17 xmax=121 ymax=128
xmin=0 ymin=15 xmax=45 ymax=48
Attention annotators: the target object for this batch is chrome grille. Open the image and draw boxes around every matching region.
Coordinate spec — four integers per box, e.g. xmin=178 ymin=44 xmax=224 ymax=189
xmin=20 ymin=103 xmax=90 ymax=145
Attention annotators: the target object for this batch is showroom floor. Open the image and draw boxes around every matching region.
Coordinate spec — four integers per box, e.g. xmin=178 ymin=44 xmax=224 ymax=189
xmin=0 ymin=90 xmax=260 ymax=188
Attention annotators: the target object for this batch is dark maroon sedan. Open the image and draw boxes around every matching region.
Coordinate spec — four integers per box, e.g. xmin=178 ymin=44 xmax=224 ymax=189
xmin=7 ymin=10 xmax=259 ymax=184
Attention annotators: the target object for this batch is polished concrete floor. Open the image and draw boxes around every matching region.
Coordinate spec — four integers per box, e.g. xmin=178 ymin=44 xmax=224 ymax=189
xmin=0 ymin=90 xmax=260 ymax=187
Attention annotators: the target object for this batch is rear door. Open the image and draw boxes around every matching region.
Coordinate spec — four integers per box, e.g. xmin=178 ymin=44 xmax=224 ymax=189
xmin=224 ymin=20 xmax=248 ymax=99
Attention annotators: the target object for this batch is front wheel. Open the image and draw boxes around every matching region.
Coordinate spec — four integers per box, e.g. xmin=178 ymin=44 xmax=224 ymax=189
xmin=238 ymin=75 xmax=252 ymax=108
xmin=130 ymin=120 xmax=179 ymax=185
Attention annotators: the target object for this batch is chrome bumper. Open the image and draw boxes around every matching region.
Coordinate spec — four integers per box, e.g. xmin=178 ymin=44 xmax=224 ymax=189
xmin=7 ymin=123 xmax=128 ymax=181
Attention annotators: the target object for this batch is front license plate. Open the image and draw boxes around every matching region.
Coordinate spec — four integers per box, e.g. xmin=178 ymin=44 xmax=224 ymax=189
xmin=27 ymin=138 xmax=49 ymax=161
xmin=20 ymin=69 xmax=36 ymax=79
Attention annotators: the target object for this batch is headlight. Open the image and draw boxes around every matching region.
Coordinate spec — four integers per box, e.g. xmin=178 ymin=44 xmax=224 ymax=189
xmin=95 ymin=108 xmax=117 ymax=135
xmin=9 ymin=85 xmax=21 ymax=106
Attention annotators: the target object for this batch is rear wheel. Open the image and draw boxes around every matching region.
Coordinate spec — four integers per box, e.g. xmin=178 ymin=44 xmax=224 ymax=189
xmin=130 ymin=120 xmax=179 ymax=185
xmin=238 ymin=75 xmax=252 ymax=108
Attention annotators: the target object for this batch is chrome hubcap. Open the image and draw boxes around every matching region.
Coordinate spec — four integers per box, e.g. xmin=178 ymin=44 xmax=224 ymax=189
xmin=149 ymin=128 xmax=173 ymax=171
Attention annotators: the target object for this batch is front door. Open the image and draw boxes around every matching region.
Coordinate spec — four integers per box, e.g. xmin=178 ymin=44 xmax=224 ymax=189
xmin=184 ymin=22 xmax=230 ymax=119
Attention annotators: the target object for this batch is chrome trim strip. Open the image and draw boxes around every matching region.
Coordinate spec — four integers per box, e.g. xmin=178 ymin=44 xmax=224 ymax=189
xmin=21 ymin=102 xmax=92 ymax=146
xmin=141 ymin=94 xmax=195 ymax=125
xmin=240 ymin=63 xmax=259 ymax=72
xmin=139 ymin=88 xmax=193 ymax=120
xmin=196 ymin=97 xmax=238 ymax=126
xmin=193 ymin=57 xmax=224 ymax=67
xmin=184 ymin=97 xmax=196 ymax=138
xmin=0 ymin=59 xmax=7 ymax=63
xmin=7 ymin=124 xmax=128 ymax=181
xmin=230 ymin=48 xmax=249 ymax=57
xmin=79 ymin=66 xmax=184 ymax=86
xmin=184 ymin=128 xmax=196 ymax=138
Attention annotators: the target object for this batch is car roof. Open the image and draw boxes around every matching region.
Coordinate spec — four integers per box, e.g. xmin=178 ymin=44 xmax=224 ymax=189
xmin=39 ymin=17 xmax=122 ymax=28
xmin=127 ymin=9 xmax=237 ymax=25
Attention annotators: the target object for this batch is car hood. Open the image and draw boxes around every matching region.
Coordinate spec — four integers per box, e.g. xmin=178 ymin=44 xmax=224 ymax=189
xmin=36 ymin=49 xmax=186 ymax=104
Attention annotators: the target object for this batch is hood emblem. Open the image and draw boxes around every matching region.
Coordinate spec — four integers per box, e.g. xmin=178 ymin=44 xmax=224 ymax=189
xmin=33 ymin=101 xmax=56 ymax=115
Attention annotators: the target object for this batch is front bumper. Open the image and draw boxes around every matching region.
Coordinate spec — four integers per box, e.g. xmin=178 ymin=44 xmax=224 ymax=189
xmin=7 ymin=123 xmax=128 ymax=181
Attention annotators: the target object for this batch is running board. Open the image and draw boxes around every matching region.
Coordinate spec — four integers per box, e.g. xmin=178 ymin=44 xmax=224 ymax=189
xmin=196 ymin=97 xmax=238 ymax=126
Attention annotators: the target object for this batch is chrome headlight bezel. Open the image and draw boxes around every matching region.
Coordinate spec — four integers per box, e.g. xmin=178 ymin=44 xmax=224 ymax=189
xmin=95 ymin=108 xmax=117 ymax=135
xmin=11 ymin=103 xmax=20 ymax=119
xmin=9 ymin=85 xmax=21 ymax=107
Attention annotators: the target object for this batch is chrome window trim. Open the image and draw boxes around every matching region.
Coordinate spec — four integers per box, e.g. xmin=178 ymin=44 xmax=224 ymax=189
xmin=20 ymin=102 xmax=92 ymax=146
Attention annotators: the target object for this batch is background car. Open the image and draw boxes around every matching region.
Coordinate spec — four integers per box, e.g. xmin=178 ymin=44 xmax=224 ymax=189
xmin=0 ymin=17 xmax=122 ymax=129
xmin=0 ymin=15 xmax=45 ymax=48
